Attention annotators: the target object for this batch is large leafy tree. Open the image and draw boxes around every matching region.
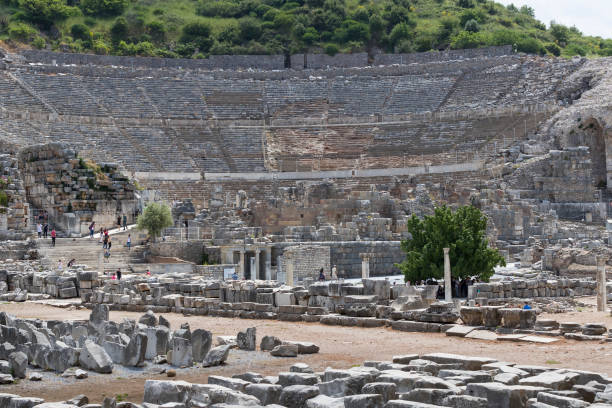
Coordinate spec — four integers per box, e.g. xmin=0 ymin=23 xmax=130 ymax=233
xmin=397 ymin=205 xmax=505 ymax=283
xmin=137 ymin=202 xmax=173 ymax=241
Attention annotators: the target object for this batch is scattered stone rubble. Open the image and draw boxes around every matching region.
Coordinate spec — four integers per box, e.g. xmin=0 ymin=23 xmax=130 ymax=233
xmin=0 ymin=306 xmax=322 ymax=384
xmin=4 ymin=352 xmax=607 ymax=407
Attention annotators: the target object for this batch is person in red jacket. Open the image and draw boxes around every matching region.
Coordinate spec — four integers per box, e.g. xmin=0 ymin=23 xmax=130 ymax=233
xmin=51 ymin=228 xmax=56 ymax=247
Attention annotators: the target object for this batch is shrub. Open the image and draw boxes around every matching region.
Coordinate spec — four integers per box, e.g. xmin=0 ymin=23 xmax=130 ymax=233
xmin=550 ymin=22 xmax=570 ymax=45
xmin=544 ymin=42 xmax=561 ymax=56
xmin=390 ymin=22 xmax=412 ymax=46
xmin=110 ymin=17 xmax=128 ymax=44
xmin=71 ymin=23 xmax=89 ymax=40
xmin=238 ymin=17 xmax=261 ymax=42
xmin=80 ymin=0 xmax=127 ymax=16
xmin=8 ymin=21 xmax=37 ymax=42
xmin=464 ymin=19 xmax=480 ymax=32
xmin=180 ymin=22 xmax=213 ymax=52
xmin=451 ymin=31 xmax=489 ymax=49
xmin=324 ymin=43 xmax=338 ymax=55
xmin=92 ymin=38 xmax=110 ymax=54
xmin=565 ymin=43 xmax=587 ymax=57
xmin=0 ymin=191 xmax=8 ymax=207
xmin=197 ymin=0 xmax=240 ymax=18
xmin=145 ymin=20 xmax=166 ymax=43
xmin=515 ymin=36 xmax=543 ymax=54
xmin=32 ymin=35 xmax=46 ymax=48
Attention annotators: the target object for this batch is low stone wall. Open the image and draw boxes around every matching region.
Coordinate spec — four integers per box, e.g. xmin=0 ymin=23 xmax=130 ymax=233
xmin=149 ymin=240 xmax=206 ymax=264
xmin=373 ymin=46 xmax=514 ymax=66
xmin=469 ymin=278 xmax=597 ymax=299
xmin=20 ymin=50 xmax=285 ymax=70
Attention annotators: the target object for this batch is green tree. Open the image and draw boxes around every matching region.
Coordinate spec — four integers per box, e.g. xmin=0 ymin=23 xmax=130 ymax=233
xmin=397 ymin=206 xmax=505 ymax=283
xmin=145 ymin=20 xmax=166 ymax=43
xmin=137 ymin=202 xmax=173 ymax=241
xmin=549 ymin=21 xmax=569 ymax=45
xmin=180 ymin=21 xmax=213 ymax=52
xmin=390 ymin=22 xmax=412 ymax=47
xmin=110 ymin=17 xmax=128 ymax=44
xmin=18 ymin=0 xmax=78 ymax=28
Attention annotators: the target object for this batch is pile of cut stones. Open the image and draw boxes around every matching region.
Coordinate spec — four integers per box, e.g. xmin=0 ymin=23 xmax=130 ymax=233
xmin=0 ymin=306 xmax=321 ymax=384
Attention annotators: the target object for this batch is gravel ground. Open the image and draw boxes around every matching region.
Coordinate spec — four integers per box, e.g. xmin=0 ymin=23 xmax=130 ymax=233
xmin=0 ymin=300 xmax=610 ymax=403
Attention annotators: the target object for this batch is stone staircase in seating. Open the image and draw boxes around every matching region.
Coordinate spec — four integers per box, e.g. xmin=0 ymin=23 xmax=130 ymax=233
xmin=36 ymin=227 xmax=146 ymax=275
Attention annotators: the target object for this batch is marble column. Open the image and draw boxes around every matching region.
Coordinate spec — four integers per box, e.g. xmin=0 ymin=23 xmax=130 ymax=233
xmin=239 ymin=249 xmax=245 ymax=279
xmin=597 ymin=257 xmax=607 ymax=312
xmin=443 ymin=247 xmax=452 ymax=303
xmin=255 ymin=249 xmax=261 ymax=280
xmin=265 ymin=249 xmax=272 ymax=281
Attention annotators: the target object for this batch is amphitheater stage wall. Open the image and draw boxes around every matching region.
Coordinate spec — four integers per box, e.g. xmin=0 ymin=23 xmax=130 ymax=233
xmin=204 ymin=161 xmax=483 ymax=182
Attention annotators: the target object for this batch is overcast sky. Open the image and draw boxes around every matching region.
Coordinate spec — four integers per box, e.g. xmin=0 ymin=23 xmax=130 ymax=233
xmin=495 ymin=0 xmax=612 ymax=39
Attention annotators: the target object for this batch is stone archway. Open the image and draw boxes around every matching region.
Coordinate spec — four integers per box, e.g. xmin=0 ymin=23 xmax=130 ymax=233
xmin=567 ymin=117 xmax=607 ymax=188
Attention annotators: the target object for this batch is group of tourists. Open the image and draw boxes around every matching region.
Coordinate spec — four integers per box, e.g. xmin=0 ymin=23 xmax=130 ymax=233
xmin=97 ymin=226 xmax=131 ymax=263
xmin=36 ymin=222 xmax=57 ymax=247
xmin=318 ymin=265 xmax=339 ymax=281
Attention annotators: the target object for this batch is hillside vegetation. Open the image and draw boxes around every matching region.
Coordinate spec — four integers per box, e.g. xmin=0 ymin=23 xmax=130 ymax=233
xmin=1 ymin=0 xmax=611 ymax=59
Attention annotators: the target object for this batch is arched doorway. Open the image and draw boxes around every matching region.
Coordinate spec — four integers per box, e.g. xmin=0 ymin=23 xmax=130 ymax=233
xmin=567 ymin=118 xmax=607 ymax=188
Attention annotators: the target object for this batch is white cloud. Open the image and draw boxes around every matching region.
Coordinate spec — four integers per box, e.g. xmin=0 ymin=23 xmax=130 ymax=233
xmin=495 ymin=0 xmax=612 ymax=38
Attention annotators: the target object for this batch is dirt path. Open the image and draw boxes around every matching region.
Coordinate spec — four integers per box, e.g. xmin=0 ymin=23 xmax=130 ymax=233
xmin=1 ymin=302 xmax=611 ymax=403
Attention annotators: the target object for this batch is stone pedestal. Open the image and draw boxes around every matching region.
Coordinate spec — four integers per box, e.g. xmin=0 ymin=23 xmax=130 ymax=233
xmin=443 ymin=248 xmax=452 ymax=303
xmin=597 ymin=257 xmax=607 ymax=312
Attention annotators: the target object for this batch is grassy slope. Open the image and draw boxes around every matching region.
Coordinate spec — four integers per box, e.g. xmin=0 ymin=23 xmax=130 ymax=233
xmin=0 ymin=0 xmax=610 ymax=58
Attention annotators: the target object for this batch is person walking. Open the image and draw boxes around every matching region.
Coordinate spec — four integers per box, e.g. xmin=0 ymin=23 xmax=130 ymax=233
xmin=126 ymin=234 xmax=131 ymax=250
xmin=318 ymin=268 xmax=326 ymax=281
xmin=89 ymin=222 xmax=95 ymax=239
xmin=43 ymin=223 xmax=48 ymax=239
xmin=107 ymin=236 xmax=112 ymax=251
xmin=50 ymin=228 xmax=56 ymax=247
xmin=103 ymin=233 xmax=108 ymax=249
xmin=122 ymin=214 xmax=127 ymax=231
xmin=116 ymin=268 xmax=122 ymax=280
xmin=37 ymin=223 xmax=42 ymax=239
xmin=57 ymin=259 xmax=63 ymax=273
xmin=117 ymin=216 xmax=121 ymax=228
xmin=331 ymin=265 xmax=338 ymax=281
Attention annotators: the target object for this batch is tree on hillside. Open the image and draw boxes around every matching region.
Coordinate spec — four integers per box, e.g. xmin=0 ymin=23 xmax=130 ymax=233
xmin=397 ymin=205 xmax=505 ymax=284
xmin=137 ymin=202 xmax=173 ymax=241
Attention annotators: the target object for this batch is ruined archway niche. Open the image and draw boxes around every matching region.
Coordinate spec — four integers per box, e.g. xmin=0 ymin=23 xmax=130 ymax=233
xmin=566 ymin=117 xmax=607 ymax=188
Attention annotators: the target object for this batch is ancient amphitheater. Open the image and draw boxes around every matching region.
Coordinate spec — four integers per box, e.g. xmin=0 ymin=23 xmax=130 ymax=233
xmin=0 ymin=46 xmax=612 ymax=408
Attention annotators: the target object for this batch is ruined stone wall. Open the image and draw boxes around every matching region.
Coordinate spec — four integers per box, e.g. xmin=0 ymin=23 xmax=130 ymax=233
xmin=0 ymin=154 xmax=30 ymax=239
xmin=18 ymin=143 xmax=137 ymax=235
xmin=280 ymin=245 xmax=330 ymax=282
